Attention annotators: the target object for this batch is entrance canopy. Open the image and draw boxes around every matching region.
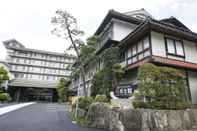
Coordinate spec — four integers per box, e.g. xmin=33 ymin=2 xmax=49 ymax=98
xmin=9 ymin=79 xmax=58 ymax=89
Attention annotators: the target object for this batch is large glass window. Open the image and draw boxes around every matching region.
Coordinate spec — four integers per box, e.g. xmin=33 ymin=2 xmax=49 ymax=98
xmin=166 ymin=38 xmax=184 ymax=57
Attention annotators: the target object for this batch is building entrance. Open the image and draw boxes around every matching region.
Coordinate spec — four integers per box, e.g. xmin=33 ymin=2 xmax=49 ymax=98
xmin=12 ymin=87 xmax=57 ymax=102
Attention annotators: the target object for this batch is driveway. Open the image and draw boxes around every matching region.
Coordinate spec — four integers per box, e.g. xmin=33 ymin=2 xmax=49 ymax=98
xmin=0 ymin=103 xmax=108 ymax=131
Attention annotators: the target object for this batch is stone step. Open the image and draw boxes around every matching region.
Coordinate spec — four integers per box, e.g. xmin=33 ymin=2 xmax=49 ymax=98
xmin=111 ymin=98 xmax=133 ymax=109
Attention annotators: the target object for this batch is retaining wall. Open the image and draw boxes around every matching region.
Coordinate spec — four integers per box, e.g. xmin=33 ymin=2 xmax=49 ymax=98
xmin=86 ymin=102 xmax=197 ymax=131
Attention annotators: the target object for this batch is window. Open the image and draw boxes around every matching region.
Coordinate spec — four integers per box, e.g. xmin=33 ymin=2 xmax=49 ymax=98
xmin=144 ymin=37 xmax=149 ymax=49
xmin=16 ymin=58 xmax=19 ymax=63
xmin=132 ymin=45 xmax=137 ymax=55
xmin=138 ymin=41 xmax=143 ymax=52
xmin=126 ymin=36 xmax=150 ymax=65
xmin=29 ymin=53 xmax=32 ymax=57
xmin=42 ymin=75 xmax=45 ymax=80
xmin=166 ymin=39 xmax=175 ymax=54
xmin=14 ymin=73 xmax=19 ymax=78
xmin=15 ymin=65 xmax=18 ymax=70
xmin=127 ymin=48 xmax=132 ymax=58
xmin=176 ymin=41 xmax=184 ymax=56
xmin=166 ymin=38 xmax=184 ymax=57
xmin=144 ymin=50 xmax=150 ymax=57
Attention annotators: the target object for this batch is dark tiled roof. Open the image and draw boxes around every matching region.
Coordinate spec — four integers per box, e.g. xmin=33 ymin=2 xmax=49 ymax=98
xmin=3 ymin=39 xmax=76 ymax=58
xmin=159 ymin=17 xmax=191 ymax=31
xmin=126 ymin=56 xmax=197 ymax=71
xmin=120 ymin=18 xmax=197 ymax=49
xmin=94 ymin=10 xmax=142 ymax=35
xmin=152 ymin=56 xmax=197 ymax=70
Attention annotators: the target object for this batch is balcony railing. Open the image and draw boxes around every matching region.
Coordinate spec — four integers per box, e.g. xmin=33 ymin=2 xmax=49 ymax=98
xmin=97 ymin=24 xmax=113 ymax=51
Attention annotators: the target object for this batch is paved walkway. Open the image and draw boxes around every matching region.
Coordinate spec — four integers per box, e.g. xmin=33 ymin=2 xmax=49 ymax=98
xmin=0 ymin=102 xmax=35 ymax=115
xmin=0 ymin=103 xmax=14 ymax=108
xmin=0 ymin=103 xmax=108 ymax=131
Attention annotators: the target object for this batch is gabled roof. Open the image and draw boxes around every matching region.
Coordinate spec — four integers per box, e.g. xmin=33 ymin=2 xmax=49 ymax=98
xmin=124 ymin=8 xmax=154 ymax=20
xmin=95 ymin=10 xmax=142 ymax=35
xmin=3 ymin=39 xmax=25 ymax=48
xmin=120 ymin=18 xmax=197 ymax=49
xmin=160 ymin=16 xmax=191 ymax=31
xmin=3 ymin=39 xmax=76 ymax=58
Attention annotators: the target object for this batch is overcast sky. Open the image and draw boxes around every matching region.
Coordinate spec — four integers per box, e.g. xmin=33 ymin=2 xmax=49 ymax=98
xmin=0 ymin=0 xmax=197 ymax=60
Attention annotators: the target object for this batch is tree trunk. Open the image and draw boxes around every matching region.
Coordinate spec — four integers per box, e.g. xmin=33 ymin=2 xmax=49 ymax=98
xmin=66 ymin=25 xmax=87 ymax=96
xmin=80 ymin=66 xmax=87 ymax=96
xmin=112 ymin=73 xmax=118 ymax=92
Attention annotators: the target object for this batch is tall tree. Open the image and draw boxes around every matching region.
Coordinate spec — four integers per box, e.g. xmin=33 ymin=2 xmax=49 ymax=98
xmin=0 ymin=66 xmax=9 ymax=93
xmin=51 ymin=9 xmax=87 ymax=96
xmin=0 ymin=67 xmax=9 ymax=86
xmin=80 ymin=36 xmax=97 ymax=61
xmin=102 ymin=47 xmax=122 ymax=91
xmin=56 ymin=78 xmax=68 ymax=102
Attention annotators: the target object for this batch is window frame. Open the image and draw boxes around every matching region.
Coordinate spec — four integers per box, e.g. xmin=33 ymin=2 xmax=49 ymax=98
xmin=165 ymin=37 xmax=185 ymax=58
xmin=126 ymin=35 xmax=151 ymax=66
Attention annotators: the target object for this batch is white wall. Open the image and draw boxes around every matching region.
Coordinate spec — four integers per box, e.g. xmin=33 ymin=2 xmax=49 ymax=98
xmin=184 ymin=40 xmax=197 ymax=64
xmin=188 ymin=71 xmax=197 ymax=104
xmin=151 ymin=31 xmax=197 ymax=64
xmin=151 ymin=31 xmax=166 ymax=57
xmin=112 ymin=19 xmax=137 ymax=41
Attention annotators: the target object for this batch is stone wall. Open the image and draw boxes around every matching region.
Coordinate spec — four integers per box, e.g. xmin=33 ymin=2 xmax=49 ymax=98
xmin=86 ymin=102 xmax=197 ymax=131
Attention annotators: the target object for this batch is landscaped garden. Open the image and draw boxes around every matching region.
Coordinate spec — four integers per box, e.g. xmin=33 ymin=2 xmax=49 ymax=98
xmin=67 ymin=63 xmax=195 ymax=131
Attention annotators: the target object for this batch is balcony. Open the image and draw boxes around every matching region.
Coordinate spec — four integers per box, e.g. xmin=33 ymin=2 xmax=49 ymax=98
xmin=96 ymin=24 xmax=113 ymax=52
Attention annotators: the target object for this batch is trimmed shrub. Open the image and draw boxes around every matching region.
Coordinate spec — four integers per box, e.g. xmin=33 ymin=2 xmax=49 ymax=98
xmin=133 ymin=63 xmax=191 ymax=110
xmin=78 ymin=96 xmax=94 ymax=111
xmin=132 ymin=101 xmax=150 ymax=109
xmin=94 ymin=95 xmax=108 ymax=103
xmin=0 ymin=93 xmax=10 ymax=101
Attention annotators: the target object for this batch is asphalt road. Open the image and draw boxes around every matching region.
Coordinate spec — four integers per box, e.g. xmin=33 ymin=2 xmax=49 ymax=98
xmin=0 ymin=103 xmax=108 ymax=131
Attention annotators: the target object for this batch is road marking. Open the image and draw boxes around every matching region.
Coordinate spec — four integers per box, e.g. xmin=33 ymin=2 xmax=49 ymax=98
xmin=0 ymin=102 xmax=36 ymax=116
xmin=46 ymin=104 xmax=57 ymax=112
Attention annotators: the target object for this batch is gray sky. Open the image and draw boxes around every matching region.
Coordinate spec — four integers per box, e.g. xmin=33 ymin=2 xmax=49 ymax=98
xmin=0 ymin=0 xmax=197 ymax=60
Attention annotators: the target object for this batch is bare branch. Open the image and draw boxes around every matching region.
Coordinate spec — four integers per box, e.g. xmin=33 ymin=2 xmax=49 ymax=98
xmin=51 ymin=9 xmax=87 ymax=97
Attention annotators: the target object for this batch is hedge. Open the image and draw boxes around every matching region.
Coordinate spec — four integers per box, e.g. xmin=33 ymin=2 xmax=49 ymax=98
xmin=94 ymin=95 xmax=108 ymax=103
xmin=78 ymin=96 xmax=94 ymax=111
xmin=133 ymin=63 xmax=191 ymax=110
xmin=0 ymin=93 xmax=10 ymax=102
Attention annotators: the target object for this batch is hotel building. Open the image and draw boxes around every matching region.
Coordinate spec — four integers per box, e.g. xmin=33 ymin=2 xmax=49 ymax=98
xmin=3 ymin=39 xmax=75 ymax=101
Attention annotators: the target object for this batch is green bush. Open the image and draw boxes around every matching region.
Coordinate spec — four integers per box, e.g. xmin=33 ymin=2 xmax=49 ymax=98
xmin=132 ymin=100 xmax=191 ymax=110
xmin=133 ymin=63 xmax=191 ymax=110
xmin=78 ymin=96 xmax=93 ymax=111
xmin=132 ymin=101 xmax=150 ymax=109
xmin=94 ymin=95 xmax=108 ymax=103
xmin=0 ymin=93 xmax=10 ymax=101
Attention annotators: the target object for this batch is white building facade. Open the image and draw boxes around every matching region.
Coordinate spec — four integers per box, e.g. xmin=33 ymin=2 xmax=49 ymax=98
xmin=3 ymin=39 xmax=75 ymax=101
